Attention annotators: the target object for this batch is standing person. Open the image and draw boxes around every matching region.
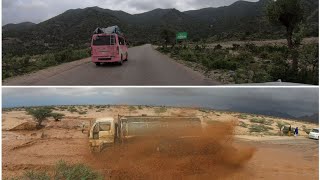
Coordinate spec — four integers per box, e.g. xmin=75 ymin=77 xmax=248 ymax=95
xmin=288 ymin=125 xmax=292 ymax=136
xmin=81 ymin=122 xmax=85 ymax=133
xmin=295 ymin=127 xmax=299 ymax=136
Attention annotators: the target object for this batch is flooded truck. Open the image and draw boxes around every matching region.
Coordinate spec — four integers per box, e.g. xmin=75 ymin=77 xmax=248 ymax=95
xmin=88 ymin=115 xmax=203 ymax=152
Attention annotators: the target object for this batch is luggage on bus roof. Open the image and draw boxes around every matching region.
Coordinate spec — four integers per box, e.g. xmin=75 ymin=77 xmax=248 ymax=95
xmin=93 ymin=26 xmax=122 ymax=35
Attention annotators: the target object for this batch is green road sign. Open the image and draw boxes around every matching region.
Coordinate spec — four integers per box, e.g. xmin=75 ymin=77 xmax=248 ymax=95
xmin=176 ymin=32 xmax=188 ymax=40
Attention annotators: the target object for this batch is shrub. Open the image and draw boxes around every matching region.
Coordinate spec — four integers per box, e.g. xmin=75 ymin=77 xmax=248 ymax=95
xmin=10 ymin=170 xmax=50 ymax=180
xmin=9 ymin=161 xmax=103 ymax=180
xmin=199 ymin=109 xmax=210 ymax=113
xmin=302 ymin=126 xmax=311 ymax=134
xmin=250 ymin=118 xmax=265 ymax=124
xmin=238 ymin=114 xmax=248 ymax=119
xmin=154 ymin=106 xmax=167 ymax=115
xmin=232 ymin=44 xmax=241 ymax=50
xmin=54 ymin=160 xmax=103 ymax=180
xmin=51 ymin=113 xmax=65 ymax=121
xmin=214 ymin=44 xmax=222 ymax=50
xmin=128 ymin=106 xmax=137 ymax=111
xmin=239 ymin=121 xmax=248 ymax=128
xmin=78 ymin=111 xmax=87 ymax=115
xmin=68 ymin=107 xmax=77 ymax=113
xmin=3 ymin=48 xmax=90 ymax=80
xmin=234 ymin=51 xmax=255 ymax=65
xmin=249 ymin=124 xmax=273 ymax=133
xmin=244 ymin=43 xmax=258 ymax=53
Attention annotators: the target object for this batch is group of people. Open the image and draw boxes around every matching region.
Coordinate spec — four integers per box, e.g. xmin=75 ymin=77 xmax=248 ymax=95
xmin=288 ymin=125 xmax=299 ymax=136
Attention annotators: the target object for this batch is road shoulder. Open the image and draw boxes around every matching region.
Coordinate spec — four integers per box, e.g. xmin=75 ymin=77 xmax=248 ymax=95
xmin=3 ymin=58 xmax=91 ymax=86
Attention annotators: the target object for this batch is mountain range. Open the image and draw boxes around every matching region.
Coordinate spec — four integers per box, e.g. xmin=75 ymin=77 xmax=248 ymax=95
xmin=3 ymin=0 xmax=319 ymax=56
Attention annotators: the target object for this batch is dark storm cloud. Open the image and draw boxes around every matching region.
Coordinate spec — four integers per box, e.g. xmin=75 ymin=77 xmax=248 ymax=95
xmin=2 ymin=0 xmax=258 ymax=25
xmin=2 ymin=88 xmax=318 ymax=118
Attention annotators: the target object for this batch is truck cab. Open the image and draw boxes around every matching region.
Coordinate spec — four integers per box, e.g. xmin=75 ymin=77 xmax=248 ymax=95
xmin=89 ymin=117 xmax=117 ymax=151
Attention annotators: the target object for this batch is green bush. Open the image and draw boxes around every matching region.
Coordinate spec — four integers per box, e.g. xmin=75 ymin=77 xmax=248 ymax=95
xmin=214 ymin=44 xmax=223 ymax=50
xmin=239 ymin=121 xmax=248 ymax=128
xmin=10 ymin=170 xmax=51 ymax=180
xmin=302 ymin=125 xmax=311 ymax=134
xmin=154 ymin=106 xmax=167 ymax=115
xmin=8 ymin=161 xmax=103 ymax=180
xmin=68 ymin=107 xmax=77 ymax=113
xmin=199 ymin=109 xmax=210 ymax=113
xmin=250 ymin=118 xmax=266 ymax=124
xmin=250 ymin=118 xmax=273 ymax=125
xmin=3 ymin=48 xmax=90 ymax=79
xmin=51 ymin=113 xmax=65 ymax=121
xmin=54 ymin=160 xmax=103 ymax=180
xmin=238 ymin=114 xmax=248 ymax=119
xmin=78 ymin=111 xmax=87 ymax=115
xmin=156 ymin=43 xmax=318 ymax=85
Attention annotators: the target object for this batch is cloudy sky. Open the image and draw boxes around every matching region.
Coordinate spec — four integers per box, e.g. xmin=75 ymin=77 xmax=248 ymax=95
xmin=2 ymin=0 xmax=258 ymax=25
xmin=2 ymin=87 xmax=318 ymax=118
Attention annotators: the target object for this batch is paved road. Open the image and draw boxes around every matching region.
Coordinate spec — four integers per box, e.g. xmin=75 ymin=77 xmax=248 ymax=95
xmin=4 ymin=44 xmax=220 ymax=86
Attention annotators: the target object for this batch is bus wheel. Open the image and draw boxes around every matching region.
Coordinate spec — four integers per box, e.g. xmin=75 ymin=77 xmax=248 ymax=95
xmin=95 ymin=62 xmax=101 ymax=66
xmin=125 ymin=53 xmax=128 ymax=61
xmin=119 ymin=55 xmax=123 ymax=66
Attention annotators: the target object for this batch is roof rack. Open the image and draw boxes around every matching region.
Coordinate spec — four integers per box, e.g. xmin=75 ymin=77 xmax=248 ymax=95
xmin=93 ymin=25 xmax=123 ymax=36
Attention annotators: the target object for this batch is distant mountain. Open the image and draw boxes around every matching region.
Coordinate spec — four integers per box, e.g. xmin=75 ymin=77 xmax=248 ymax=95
xmin=2 ymin=0 xmax=319 ymax=56
xmin=3 ymin=22 xmax=36 ymax=31
xmin=232 ymin=107 xmax=296 ymax=120
xmin=298 ymin=113 xmax=319 ymax=123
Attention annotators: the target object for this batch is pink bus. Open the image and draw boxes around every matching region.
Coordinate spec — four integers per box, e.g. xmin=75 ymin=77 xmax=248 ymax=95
xmin=91 ymin=33 xmax=128 ymax=66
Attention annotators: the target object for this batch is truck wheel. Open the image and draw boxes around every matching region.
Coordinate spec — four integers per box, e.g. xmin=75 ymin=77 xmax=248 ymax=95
xmin=95 ymin=62 xmax=101 ymax=66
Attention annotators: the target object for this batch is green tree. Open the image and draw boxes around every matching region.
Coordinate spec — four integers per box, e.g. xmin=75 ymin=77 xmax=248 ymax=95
xmin=51 ymin=113 xmax=65 ymax=121
xmin=266 ymin=0 xmax=304 ymax=49
xmin=160 ymin=28 xmax=176 ymax=48
xmin=276 ymin=121 xmax=285 ymax=136
xmin=26 ymin=107 xmax=53 ymax=128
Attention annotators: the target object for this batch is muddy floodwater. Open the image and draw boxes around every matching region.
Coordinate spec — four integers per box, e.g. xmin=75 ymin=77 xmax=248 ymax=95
xmin=2 ymin=120 xmax=318 ymax=180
